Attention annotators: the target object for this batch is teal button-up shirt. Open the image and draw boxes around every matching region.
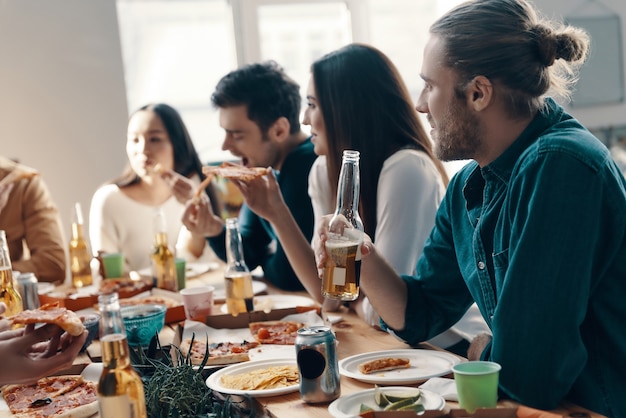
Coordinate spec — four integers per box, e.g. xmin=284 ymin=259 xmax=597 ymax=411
xmin=388 ymin=99 xmax=626 ymax=416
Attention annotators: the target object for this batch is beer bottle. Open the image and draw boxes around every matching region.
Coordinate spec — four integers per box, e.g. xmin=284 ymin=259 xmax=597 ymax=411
xmin=0 ymin=230 xmax=22 ymax=317
xmin=150 ymin=209 xmax=177 ymax=291
xmin=97 ymin=292 xmax=147 ymax=418
xmin=322 ymin=150 xmax=364 ymax=301
xmin=224 ymin=217 xmax=254 ymax=316
xmin=69 ymin=202 xmax=93 ymax=288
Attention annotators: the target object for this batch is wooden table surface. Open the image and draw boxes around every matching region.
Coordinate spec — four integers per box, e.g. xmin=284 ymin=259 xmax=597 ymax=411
xmin=78 ymin=264 xmax=605 ymax=418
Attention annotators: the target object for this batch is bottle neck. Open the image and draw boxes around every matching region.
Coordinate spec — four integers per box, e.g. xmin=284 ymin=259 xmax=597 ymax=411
xmin=98 ymin=293 xmax=126 ymax=336
xmin=225 ymin=220 xmax=248 ymax=271
xmin=1 ymin=267 xmax=13 ymax=288
xmin=70 ymin=222 xmax=88 ymax=246
xmin=154 ymin=231 xmax=169 ymax=247
xmin=0 ymin=231 xmax=13 ymax=273
xmin=334 ymin=156 xmax=361 ymax=225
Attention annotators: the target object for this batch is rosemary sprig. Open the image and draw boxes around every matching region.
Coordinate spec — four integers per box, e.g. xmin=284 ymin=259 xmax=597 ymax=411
xmin=130 ymin=332 xmax=256 ymax=418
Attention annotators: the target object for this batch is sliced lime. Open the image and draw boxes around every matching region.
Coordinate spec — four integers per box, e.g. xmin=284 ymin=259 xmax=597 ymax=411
xmin=374 ymin=385 xmax=390 ymax=407
xmin=383 ymin=395 xmax=421 ymax=411
xmin=359 ymin=403 xmax=375 ymax=413
xmin=386 ymin=390 xmax=421 ymax=403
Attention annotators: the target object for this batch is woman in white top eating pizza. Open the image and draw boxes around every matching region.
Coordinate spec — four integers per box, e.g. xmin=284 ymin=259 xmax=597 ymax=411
xmin=89 ymin=103 xmax=221 ymax=273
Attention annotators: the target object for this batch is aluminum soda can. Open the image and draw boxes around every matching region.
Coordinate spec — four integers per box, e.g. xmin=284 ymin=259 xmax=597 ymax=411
xmin=17 ymin=272 xmax=40 ymax=310
xmin=295 ymin=325 xmax=340 ymax=403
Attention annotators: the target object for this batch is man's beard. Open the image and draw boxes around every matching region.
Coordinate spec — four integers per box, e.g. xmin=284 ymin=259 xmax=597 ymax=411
xmin=433 ymin=97 xmax=482 ymax=162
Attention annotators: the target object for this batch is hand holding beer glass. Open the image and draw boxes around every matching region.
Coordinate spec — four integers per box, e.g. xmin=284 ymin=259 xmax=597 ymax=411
xmin=321 ymin=150 xmax=363 ymax=301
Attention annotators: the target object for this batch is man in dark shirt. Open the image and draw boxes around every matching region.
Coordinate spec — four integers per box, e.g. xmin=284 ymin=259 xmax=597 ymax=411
xmin=183 ymin=61 xmax=315 ymax=290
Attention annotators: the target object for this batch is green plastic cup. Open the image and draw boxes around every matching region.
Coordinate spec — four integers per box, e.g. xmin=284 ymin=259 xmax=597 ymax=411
xmin=452 ymin=361 xmax=501 ymax=413
xmin=101 ymin=252 xmax=124 ymax=278
xmin=175 ymin=258 xmax=186 ymax=290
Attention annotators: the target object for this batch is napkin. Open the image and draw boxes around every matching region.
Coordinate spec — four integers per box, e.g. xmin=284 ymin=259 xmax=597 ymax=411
xmin=419 ymin=377 xmax=458 ymax=401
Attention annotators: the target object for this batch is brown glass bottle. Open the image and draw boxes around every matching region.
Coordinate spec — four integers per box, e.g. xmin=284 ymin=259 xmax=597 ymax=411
xmin=224 ymin=218 xmax=254 ymax=316
xmin=150 ymin=209 xmax=177 ymax=291
xmin=69 ymin=202 xmax=93 ymax=288
xmin=0 ymin=230 xmax=22 ymax=317
xmin=322 ymin=150 xmax=364 ymax=301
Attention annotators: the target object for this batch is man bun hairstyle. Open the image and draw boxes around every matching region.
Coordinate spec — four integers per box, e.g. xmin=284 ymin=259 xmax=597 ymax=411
xmin=431 ymin=0 xmax=590 ymax=117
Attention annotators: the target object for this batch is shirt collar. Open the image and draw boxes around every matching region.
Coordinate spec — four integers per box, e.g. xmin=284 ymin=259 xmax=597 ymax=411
xmin=479 ymin=97 xmax=565 ymax=184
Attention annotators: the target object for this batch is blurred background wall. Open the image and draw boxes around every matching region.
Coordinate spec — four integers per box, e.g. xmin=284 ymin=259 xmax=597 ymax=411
xmin=0 ymin=0 xmax=624 ymax=280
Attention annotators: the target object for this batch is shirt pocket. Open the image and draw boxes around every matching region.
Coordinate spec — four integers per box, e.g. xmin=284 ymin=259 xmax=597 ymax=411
xmin=492 ymin=248 xmax=509 ymax=288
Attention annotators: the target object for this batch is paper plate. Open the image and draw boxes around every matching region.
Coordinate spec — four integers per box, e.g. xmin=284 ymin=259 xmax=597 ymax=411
xmin=339 ymin=349 xmax=463 ymax=385
xmin=206 ymin=358 xmax=299 ymax=397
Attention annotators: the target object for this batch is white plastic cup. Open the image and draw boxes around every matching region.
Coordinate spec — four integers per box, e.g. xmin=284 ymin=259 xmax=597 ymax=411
xmin=180 ymin=286 xmax=214 ymax=319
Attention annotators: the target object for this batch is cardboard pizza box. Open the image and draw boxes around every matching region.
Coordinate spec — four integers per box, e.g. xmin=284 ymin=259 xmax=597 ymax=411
xmin=172 ymin=305 xmax=322 ymax=348
xmin=147 ymin=288 xmax=185 ymax=324
xmin=202 ymin=305 xmax=320 ymax=329
xmin=39 ymin=278 xmax=153 ymax=312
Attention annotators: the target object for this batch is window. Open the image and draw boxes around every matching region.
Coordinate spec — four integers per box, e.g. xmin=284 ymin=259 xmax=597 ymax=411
xmin=116 ymin=0 xmax=466 ymax=169
xmin=116 ymin=0 xmax=237 ymax=162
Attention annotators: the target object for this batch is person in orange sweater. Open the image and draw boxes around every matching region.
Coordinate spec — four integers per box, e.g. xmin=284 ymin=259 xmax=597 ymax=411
xmin=0 ymin=156 xmax=66 ymax=283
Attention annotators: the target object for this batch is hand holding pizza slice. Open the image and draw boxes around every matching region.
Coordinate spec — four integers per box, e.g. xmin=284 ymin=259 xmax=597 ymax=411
xmin=0 ymin=304 xmax=87 ymax=386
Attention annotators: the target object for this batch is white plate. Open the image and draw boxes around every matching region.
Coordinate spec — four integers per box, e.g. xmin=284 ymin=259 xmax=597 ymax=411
xmin=220 ymin=294 xmax=316 ymax=313
xmin=339 ymin=349 xmax=463 ymax=385
xmin=212 ymin=280 xmax=267 ymax=301
xmin=206 ymin=358 xmax=299 ymax=398
xmin=328 ymin=387 xmax=445 ymax=418
xmin=137 ymin=262 xmax=219 ymax=279
xmin=81 ymin=362 xmax=103 ymax=382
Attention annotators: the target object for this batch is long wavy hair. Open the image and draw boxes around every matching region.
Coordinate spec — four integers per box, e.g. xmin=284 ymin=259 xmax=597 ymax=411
xmin=311 ymin=43 xmax=449 ymax=240
xmin=113 ymin=103 xmax=220 ymax=213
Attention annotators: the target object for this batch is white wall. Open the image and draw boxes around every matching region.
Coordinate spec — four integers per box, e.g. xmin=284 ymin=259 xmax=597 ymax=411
xmin=0 ymin=0 xmax=128 ymax=255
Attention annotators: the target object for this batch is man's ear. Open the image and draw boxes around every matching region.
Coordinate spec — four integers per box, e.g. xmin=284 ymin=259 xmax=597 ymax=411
xmin=268 ymin=117 xmax=291 ymax=142
xmin=465 ymin=75 xmax=493 ymax=112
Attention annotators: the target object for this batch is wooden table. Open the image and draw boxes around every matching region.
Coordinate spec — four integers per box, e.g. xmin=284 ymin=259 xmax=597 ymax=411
xmin=249 ymin=308 xmax=604 ymax=418
xmin=78 ymin=265 xmax=605 ymax=418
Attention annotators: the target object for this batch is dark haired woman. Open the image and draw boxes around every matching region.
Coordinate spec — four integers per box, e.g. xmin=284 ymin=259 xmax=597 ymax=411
xmin=89 ymin=103 xmax=219 ymax=273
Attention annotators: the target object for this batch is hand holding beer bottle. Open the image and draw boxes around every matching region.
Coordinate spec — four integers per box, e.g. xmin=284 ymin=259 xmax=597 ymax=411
xmin=322 ymin=150 xmax=363 ymax=301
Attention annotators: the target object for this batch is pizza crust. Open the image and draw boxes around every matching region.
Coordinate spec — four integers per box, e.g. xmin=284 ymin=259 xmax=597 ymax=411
xmin=11 ymin=304 xmax=85 ymax=336
xmin=52 ymin=400 xmax=98 ymax=418
xmin=179 ymin=339 xmax=257 ymax=366
xmin=202 ymin=162 xmax=268 ymax=181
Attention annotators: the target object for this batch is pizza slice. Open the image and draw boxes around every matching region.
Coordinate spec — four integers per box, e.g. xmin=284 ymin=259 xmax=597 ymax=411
xmin=248 ymin=320 xmax=305 ymax=345
xmin=10 ymin=303 xmax=85 ymax=336
xmin=202 ymin=162 xmax=268 ymax=182
xmin=358 ymin=357 xmax=411 ymax=374
xmin=2 ymin=375 xmax=98 ymax=418
xmin=179 ymin=338 xmax=260 ymax=366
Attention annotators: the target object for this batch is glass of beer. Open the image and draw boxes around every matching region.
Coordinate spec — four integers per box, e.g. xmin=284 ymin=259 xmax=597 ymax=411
xmin=322 ymin=222 xmax=362 ymax=301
